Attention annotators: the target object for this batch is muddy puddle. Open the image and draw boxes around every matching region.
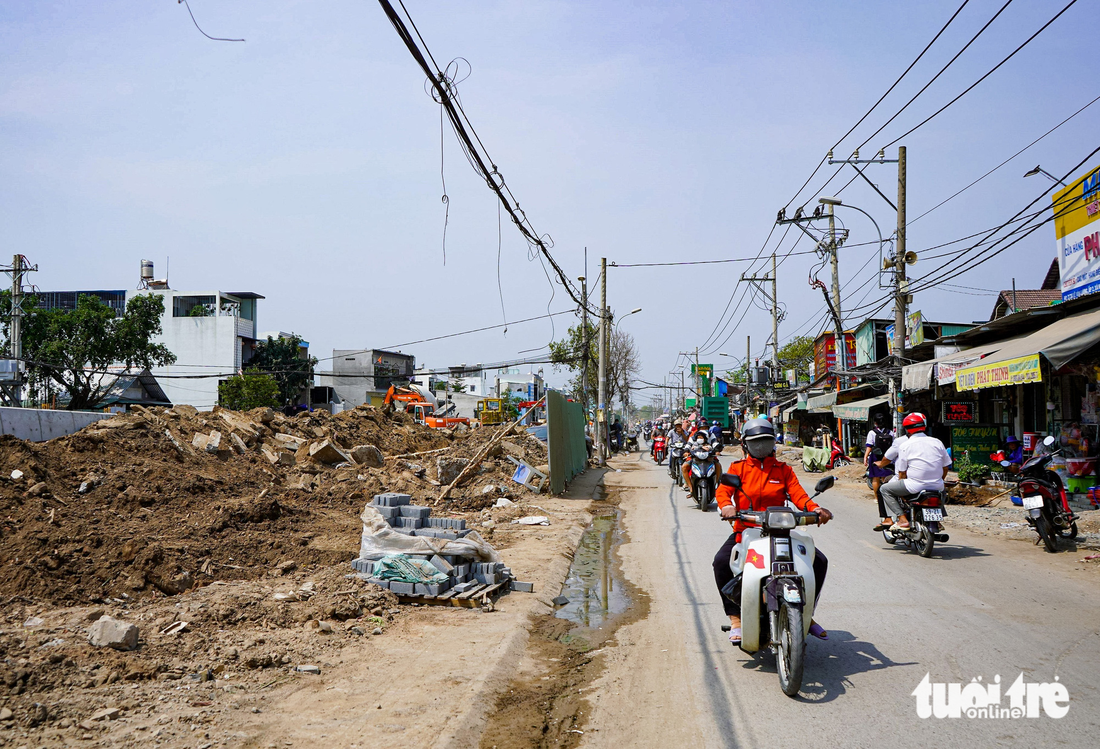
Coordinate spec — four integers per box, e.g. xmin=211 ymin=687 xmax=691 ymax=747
xmin=554 ymin=509 xmax=629 ymax=629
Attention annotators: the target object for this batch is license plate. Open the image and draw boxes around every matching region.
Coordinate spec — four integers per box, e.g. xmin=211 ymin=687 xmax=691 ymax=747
xmin=922 ymin=508 xmax=944 ymax=521
xmin=1022 ymin=496 xmax=1045 ymax=510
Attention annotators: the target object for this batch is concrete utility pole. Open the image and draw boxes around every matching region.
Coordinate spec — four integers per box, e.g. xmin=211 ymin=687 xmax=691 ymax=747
xmin=597 ymin=257 xmax=608 ymax=465
xmin=2 ymin=254 xmax=37 ymax=408
xmin=740 ymin=252 xmax=781 ymax=382
xmin=892 ymin=146 xmax=908 ymax=433
xmin=579 ymin=274 xmax=589 ymax=425
xmin=823 ymin=199 xmax=845 ymax=444
xmin=746 ymin=335 xmax=751 ymax=417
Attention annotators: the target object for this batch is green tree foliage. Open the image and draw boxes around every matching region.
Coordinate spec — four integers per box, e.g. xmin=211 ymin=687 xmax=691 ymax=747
xmin=2 ymin=293 xmax=176 ymax=410
xmin=777 ymin=336 xmax=815 ymax=382
xmin=548 ymin=316 xmax=640 ymax=414
xmin=246 ymin=334 xmax=317 ymax=407
xmin=218 ymin=372 xmax=280 ymax=411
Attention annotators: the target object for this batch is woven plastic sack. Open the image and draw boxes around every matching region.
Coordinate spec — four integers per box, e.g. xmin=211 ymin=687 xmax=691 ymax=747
xmin=801 ymin=446 xmax=830 ymax=472
xmin=359 ymin=505 xmax=502 ymax=562
xmin=373 ymin=555 xmax=449 ymax=584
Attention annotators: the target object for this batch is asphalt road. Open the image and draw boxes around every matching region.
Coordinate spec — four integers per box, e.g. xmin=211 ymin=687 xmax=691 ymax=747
xmin=582 ymin=450 xmax=1100 ymax=749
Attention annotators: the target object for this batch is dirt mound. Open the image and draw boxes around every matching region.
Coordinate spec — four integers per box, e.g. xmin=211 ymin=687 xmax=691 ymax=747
xmin=0 ymin=404 xmax=547 ymax=605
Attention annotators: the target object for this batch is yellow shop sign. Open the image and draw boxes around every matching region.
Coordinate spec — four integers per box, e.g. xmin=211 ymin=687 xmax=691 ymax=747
xmin=955 ymin=354 xmax=1042 ymax=391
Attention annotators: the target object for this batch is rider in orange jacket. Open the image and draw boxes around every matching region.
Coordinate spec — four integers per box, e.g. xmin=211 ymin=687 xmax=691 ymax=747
xmin=713 ymin=418 xmax=833 ymax=644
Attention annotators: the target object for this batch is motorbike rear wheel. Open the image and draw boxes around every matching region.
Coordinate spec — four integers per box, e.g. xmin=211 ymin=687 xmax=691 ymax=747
xmin=831 ymin=457 xmax=842 ymax=469
xmin=914 ymin=524 xmax=935 ymax=558
xmin=1058 ymin=521 xmax=1078 ymax=540
xmin=1035 ymin=513 xmax=1059 ymax=553
xmin=776 ymin=602 xmax=805 ymax=698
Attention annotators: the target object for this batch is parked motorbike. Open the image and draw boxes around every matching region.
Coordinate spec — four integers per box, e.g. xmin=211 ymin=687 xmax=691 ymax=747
xmin=625 ymin=430 xmax=640 ymax=452
xmin=829 ymin=438 xmax=851 ymax=470
xmin=720 ymin=474 xmax=835 ymax=697
xmin=651 ymin=434 xmax=667 ymax=464
xmin=686 ymin=440 xmax=722 ymax=511
xmin=669 ymin=440 xmax=686 ymax=486
xmin=1004 ymin=435 xmax=1078 ymax=552
xmin=882 ymin=489 xmax=950 ymax=558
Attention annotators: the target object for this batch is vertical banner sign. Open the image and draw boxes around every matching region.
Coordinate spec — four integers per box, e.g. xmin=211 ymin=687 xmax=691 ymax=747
xmin=1055 ymin=163 xmax=1100 ymax=301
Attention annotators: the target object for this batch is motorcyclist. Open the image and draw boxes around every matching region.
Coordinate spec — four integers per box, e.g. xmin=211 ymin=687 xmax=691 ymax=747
xmin=712 ymin=417 xmax=833 ymax=645
xmin=879 ymin=412 xmax=952 ymax=531
xmin=609 ymin=416 xmax=623 ymax=452
xmin=708 ymin=420 xmax=724 ymax=446
xmin=681 ymin=419 xmax=722 ymax=489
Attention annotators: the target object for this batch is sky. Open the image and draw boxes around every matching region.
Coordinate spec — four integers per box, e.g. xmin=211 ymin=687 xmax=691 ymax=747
xmin=1 ymin=0 xmax=1096 ymax=403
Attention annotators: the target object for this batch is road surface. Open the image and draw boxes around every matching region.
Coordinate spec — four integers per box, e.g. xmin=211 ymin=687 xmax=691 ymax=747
xmin=581 ymin=451 xmax=1100 ymax=749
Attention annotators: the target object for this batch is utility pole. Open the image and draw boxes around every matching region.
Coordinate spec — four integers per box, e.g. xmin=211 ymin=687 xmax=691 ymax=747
xmin=892 ymin=146 xmax=908 ymax=433
xmin=823 ymin=199 xmax=845 ymax=446
xmin=740 ymin=252 xmax=781 ymax=382
xmin=579 ymin=274 xmax=589 ymax=426
xmin=746 ymin=335 xmax=751 ymax=417
xmin=1 ymin=254 xmax=37 ymax=407
xmin=597 ymin=257 xmax=608 ymax=465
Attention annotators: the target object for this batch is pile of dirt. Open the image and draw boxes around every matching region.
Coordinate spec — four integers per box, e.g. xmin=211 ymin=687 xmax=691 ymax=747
xmin=0 ymin=404 xmax=547 ymax=605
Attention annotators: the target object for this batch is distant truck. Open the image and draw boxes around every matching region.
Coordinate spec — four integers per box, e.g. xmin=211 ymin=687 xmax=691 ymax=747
xmin=701 ymin=396 xmax=734 ymax=444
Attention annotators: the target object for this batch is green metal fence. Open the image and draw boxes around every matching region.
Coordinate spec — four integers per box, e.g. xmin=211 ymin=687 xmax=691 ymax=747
xmin=547 ymin=390 xmax=587 ymax=494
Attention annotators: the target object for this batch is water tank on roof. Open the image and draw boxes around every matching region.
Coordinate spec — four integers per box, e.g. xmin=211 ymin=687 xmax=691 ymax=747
xmin=140 ymin=260 xmax=154 ymax=281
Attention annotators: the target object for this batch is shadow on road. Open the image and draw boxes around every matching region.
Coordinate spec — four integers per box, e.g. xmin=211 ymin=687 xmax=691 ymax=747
xmin=760 ymin=630 xmax=922 ymax=704
xmin=874 ymin=541 xmax=993 ymax=561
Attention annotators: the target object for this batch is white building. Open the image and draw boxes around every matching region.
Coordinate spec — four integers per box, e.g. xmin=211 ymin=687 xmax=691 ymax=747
xmin=124 ymin=288 xmax=264 ymax=410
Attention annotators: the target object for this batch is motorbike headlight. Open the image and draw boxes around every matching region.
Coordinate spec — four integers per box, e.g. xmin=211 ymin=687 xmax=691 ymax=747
xmin=765 ymin=509 xmax=796 ymax=530
xmin=692 ymin=449 xmax=709 ymax=460
xmin=703 ymin=464 xmax=715 ymax=476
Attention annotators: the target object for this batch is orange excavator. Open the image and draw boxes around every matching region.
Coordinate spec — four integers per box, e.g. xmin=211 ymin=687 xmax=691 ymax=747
xmin=382 ymin=385 xmax=470 ymax=429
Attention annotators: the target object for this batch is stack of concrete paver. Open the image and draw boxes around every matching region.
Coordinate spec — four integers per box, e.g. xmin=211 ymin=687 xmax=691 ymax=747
xmin=351 ymin=492 xmax=534 ymax=599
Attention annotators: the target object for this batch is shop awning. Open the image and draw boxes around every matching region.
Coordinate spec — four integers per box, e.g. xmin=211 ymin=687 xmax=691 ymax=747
xmin=832 ymin=395 xmax=889 ymax=421
xmin=806 ymin=391 xmax=837 ymax=413
xmin=956 ymin=308 xmax=1100 ymax=392
xmin=782 ymin=405 xmax=799 ymax=419
xmin=900 ymin=341 xmax=1005 ymax=392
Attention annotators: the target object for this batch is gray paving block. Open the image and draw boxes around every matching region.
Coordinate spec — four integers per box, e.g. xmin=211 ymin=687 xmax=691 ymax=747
xmin=454 ymin=564 xmax=470 ymax=578
xmin=392 ymin=526 xmax=415 ymax=535
xmin=429 ymin=555 xmax=454 ymax=574
xmin=373 ymin=505 xmax=400 ymax=519
xmin=373 ymin=493 xmax=411 ymax=507
xmin=397 ymin=516 xmax=423 ymax=529
xmin=510 ymin=581 xmax=534 ymax=593
xmin=452 ymin=581 xmax=477 ymax=593
xmin=389 ymin=582 xmax=415 ymax=596
xmin=399 ymin=505 xmax=431 ymax=519
xmin=368 ymin=577 xmax=390 ymax=589
xmin=474 ymin=572 xmax=499 ymax=586
xmin=350 ymin=558 xmax=372 ymax=573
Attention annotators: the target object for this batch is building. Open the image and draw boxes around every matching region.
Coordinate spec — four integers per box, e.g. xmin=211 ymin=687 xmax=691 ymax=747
xmin=319 ymin=349 xmax=416 ymax=408
xmin=989 ymin=260 xmax=1061 ymax=320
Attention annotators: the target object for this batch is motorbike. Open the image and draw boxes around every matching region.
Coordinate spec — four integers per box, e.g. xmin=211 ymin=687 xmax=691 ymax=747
xmin=625 ymin=430 xmax=640 ymax=452
xmin=881 ymin=489 xmax=950 ymax=557
xmin=829 ymin=438 xmax=851 ymax=470
xmin=643 ymin=425 xmax=653 ymax=443
xmin=686 ymin=440 xmax=722 ymax=511
xmin=1003 ymin=435 xmax=1078 ymax=552
xmin=651 ymin=434 xmax=667 ymax=465
xmin=669 ymin=440 xmax=686 ymax=486
xmin=720 ymin=474 xmax=835 ymax=697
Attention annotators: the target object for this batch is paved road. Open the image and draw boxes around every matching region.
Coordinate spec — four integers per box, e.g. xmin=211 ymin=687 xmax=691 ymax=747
xmin=582 ymin=451 xmax=1100 ymax=749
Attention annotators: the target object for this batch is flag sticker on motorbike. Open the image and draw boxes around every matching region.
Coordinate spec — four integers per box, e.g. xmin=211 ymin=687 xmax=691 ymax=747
xmin=745 ymin=549 xmax=765 ymax=569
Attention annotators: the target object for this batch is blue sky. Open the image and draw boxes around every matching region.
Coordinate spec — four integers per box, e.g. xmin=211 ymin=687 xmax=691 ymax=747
xmin=1 ymin=1 xmax=1095 ymax=397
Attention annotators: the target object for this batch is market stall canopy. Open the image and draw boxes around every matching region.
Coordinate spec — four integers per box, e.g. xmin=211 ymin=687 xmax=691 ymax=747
xmin=806 ymin=391 xmax=837 ymax=413
xmin=955 ymin=308 xmax=1100 ymax=392
xmin=901 ymin=341 xmax=1006 ymax=392
xmin=832 ymin=395 xmax=889 ymax=421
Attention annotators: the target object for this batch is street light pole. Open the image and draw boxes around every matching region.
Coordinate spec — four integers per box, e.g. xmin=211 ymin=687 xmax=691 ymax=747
xmin=598 ymin=257 xmax=608 ymax=465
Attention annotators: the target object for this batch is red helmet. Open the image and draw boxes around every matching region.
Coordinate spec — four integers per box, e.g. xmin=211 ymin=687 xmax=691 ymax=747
xmin=902 ymin=412 xmax=928 ymax=434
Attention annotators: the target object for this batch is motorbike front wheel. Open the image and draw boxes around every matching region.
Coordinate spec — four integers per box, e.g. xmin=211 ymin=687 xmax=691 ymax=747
xmin=776 ymin=602 xmax=805 ymax=698
xmin=1035 ymin=513 xmax=1059 ymax=553
xmin=697 ymin=481 xmax=710 ymax=512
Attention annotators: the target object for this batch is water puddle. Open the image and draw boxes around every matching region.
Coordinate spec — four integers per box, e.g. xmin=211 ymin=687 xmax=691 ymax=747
xmin=554 ymin=508 xmax=629 ymax=629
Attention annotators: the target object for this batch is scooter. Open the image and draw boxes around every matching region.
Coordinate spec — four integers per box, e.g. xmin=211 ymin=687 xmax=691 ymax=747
xmin=686 ymin=441 xmax=721 ymax=511
xmin=882 ymin=489 xmax=949 ymax=558
xmin=720 ymin=474 xmax=835 ymax=697
xmin=829 ymin=438 xmax=851 ymax=470
xmin=651 ymin=434 xmax=667 ymax=465
xmin=1004 ymin=435 xmax=1078 ymax=552
xmin=625 ymin=430 xmax=640 ymax=452
xmin=669 ymin=440 xmax=686 ymax=486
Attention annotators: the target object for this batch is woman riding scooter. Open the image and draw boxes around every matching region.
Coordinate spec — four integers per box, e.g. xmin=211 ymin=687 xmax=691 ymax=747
xmin=712 ymin=417 xmax=833 ymax=644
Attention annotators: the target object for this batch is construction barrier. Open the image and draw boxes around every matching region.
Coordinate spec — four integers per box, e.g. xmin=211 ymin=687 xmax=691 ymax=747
xmin=546 ymin=390 xmax=586 ymax=495
xmin=0 ymin=406 xmax=111 ymax=442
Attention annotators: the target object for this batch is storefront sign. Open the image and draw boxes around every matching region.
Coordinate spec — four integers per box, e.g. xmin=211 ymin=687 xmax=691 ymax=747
xmin=813 ymin=332 xmax=856 ymax=376
xmin=1055 ymin=162 xmax=1100 ymax=301
xmin=956 ymin=354 xmax=1042 ymax=392
xmin=941 ymin=401 xmax=976 ymax=423
xmin=951 ymin=425 xmax=1001 ymax=465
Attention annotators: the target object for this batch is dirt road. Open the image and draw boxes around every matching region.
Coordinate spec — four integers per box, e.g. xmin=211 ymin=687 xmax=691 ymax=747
xmin=582 ymin=452 xmax=1100 ymax=748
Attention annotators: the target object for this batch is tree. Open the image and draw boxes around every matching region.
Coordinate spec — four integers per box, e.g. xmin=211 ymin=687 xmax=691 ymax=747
xmin=776 ymin=335 xmax=815 ymax=382
xmin=2 ymin=293 xmax=176 ymax=410
xmin=246 ymin=334 xmax=317 ymax=407
xmin=218 ymin=373 xmax=280 ymax=411
xmin=548 ymin=314 xmax=640 ymax=416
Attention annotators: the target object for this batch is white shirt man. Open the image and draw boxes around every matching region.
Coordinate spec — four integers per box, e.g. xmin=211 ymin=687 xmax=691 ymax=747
xmin=894 ymin=432 xmax=952 ymax=494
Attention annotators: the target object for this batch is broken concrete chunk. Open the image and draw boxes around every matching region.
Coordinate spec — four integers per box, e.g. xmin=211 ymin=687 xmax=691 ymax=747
xmin=275 ymin=559 xmax=298 ymax=575
xmin=205 ymin=430 xmax=223 ymax=454
xmin=0 ymin=707 xmax=11 ymax=721
xmin=551 ymin=595 xmax=569 ymax=606
xmin=229 ymin=432 xmax=249 ymax=454
xmin=349 ymin=444 xmax=384 ymax=468
xmin=273 ymin=433 xmax=307 ymax=450
xmin=90 ymin=707 xmax=121 ymax=722
xmin=436 ymin=457 xmax=469 ymax=485
xmin=88 ymin=616 xmax=139 ymax=651
xmin=295 ymin=664 xmax=321 ymax=674
xmin=309 ymin=439 xmax=351 ymax=465
xmin=262 ymin=446 xmax=296 ymax=467
xmin=192 ymin=433 xmax=210 ymax=451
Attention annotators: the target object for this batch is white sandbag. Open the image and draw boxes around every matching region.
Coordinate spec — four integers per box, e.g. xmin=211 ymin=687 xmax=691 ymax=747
xmin=358 ymin=505 xmax=501 ymax=563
